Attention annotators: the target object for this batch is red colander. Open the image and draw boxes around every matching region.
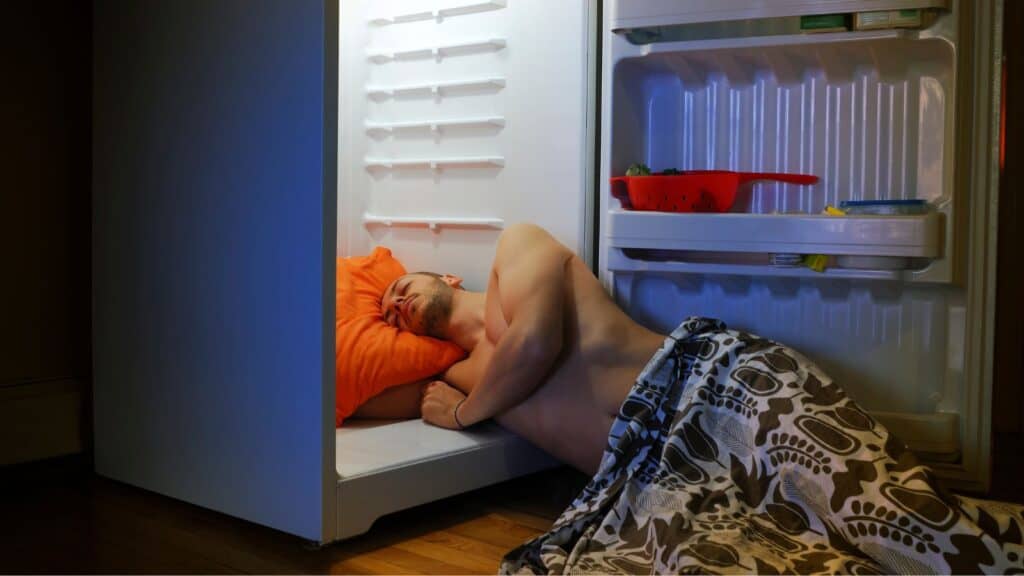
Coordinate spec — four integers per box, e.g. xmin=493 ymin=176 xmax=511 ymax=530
xmin=610 ymin=170 xmax=819 ymax=213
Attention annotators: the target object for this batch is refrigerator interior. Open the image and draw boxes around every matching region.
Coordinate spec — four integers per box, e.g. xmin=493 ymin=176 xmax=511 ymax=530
xmin=600 ymin=0 xmax=999 ymax=490
xmin=334 ymin=0 xmax=593 ymax=538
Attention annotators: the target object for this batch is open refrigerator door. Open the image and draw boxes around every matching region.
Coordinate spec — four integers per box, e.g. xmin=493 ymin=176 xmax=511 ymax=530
xmin=599 ymin=0 xmax=1002 ymax=491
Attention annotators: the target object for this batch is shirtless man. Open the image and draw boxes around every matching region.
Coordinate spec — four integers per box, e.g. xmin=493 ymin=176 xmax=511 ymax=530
xmin=377 ymin=222 xmax=662 ymax=474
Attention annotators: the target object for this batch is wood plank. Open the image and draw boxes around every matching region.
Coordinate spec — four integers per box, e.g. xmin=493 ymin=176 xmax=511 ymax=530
xmin=355 ymin=546 xmax=478 ymax=575
xmin=330 ymin=555 xmax=417 ymax=575
xmin=447 ymin=514 xmax=547 ymax=550
xmin=1 ymin=456 xmax=582 ymax=574
xmin=420 ymin=529 xmax=515 ymax=560
xmin=486 ymin=506 xmax=560 ymax=532
xmin=393 ymin=534 xmax=503 ymax=573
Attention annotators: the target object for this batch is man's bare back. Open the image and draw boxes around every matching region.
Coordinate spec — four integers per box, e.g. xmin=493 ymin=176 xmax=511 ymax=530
xmin=447 ymin=248 xmax=663 ymax=473
xmin=377 ymin=223 xmax=664 ymax=474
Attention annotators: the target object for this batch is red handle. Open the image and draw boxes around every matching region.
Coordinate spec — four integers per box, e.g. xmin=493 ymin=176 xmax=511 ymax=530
xmin=609 ymin=176 xmax=629 ymax=200
xmin=608 ymin=176 xmax=634 ymax=208
xmin=735 ymin=171 xmax=819 ymax=185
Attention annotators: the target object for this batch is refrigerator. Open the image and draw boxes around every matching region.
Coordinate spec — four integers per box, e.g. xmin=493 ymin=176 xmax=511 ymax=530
xmin=93 ymin=0 xmax=1003 ymax=545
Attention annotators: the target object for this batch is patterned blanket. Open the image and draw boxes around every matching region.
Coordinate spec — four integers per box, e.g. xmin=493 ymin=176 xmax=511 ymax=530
xmin=501 ymin=317 xmax=1024 ymax=574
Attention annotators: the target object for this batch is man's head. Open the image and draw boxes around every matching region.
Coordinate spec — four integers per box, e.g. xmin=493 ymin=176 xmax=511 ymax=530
xmin=381 ymin=272 xmax=463 ymax=338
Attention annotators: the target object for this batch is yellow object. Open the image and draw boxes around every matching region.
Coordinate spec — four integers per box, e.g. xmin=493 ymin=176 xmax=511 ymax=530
xmin=804 ymin=206 xmax=847 ymax=272
xmin=803 ymin=254 xmax=829 ymax=273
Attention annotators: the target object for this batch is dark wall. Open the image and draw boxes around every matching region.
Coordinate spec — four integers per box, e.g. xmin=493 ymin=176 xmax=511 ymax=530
xmin=991 ymin=0 xmax=1024 ymax=503
xmin=0 ymin=4 xmax=91 ymax=388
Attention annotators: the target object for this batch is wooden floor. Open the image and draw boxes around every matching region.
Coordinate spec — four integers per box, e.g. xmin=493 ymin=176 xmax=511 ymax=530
xmin=0 ymin=455 xmax=589 ymax=574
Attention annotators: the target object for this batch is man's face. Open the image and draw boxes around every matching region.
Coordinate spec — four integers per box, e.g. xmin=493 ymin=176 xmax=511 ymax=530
xmin=381 ymin=273 xmax=454 ymax=338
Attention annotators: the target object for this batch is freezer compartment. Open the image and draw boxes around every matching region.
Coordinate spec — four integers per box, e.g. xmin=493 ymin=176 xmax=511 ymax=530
xmin=606 ymin=26 xmax=957 ymax=283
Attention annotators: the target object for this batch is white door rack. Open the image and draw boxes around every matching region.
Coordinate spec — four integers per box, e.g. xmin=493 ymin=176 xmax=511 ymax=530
xmin=362 ymin=214 xmax=505 ymax=231
xmin=606 ymin=248 xmax=907 ymax=281
xmin=366 ymin=77 xmax=506 ymax=99
xmin=368 ymin=0 xmax=507 ymax=26
xmin=607 ymin=210 xmax=943 ymax=257
xmin=364 ymin=156 xmax=505 ymax=170
xmin=365 ymin=116 xmax=505 ymax=134
xmin=628 ymin=28 xmax=912 ymax=56
xmin=367 ymin=38 xmax=506 ymax=63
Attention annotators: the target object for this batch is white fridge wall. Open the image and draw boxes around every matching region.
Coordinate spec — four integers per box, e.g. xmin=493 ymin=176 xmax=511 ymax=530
xmin=339 ymin=0 xmax=595 ymax=289
xmin=600 ymin=0 xmax=1001 ymax=489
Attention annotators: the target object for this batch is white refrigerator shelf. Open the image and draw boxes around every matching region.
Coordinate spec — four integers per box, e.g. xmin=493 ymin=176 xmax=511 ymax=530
xmin=610 ymin=0 xmax=950 ymax=30
xmin=605 ymin=249 xmax=910 ymax=280
xmin=606 ymin=210 xmax=943 ymax=257
xmin=626 ymin=28 xmax=915 ymax=56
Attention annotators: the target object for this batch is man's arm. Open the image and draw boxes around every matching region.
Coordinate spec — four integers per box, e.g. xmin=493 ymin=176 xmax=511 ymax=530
xmin=351 ymin=378 xmax=429 ymax=419
xmin=442 ymin=347 xmax=485 ymax=395
xmin=450 ymin=223 xmax=570 ymax=427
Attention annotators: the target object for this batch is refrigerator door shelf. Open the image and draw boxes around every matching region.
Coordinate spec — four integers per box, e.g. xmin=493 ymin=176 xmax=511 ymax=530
xmin=620 ymin=28 xmax=915 ymax=55
xmin=606 ymin=248 xmax=915 ymax=281
xmin=607 ymin=210 xmax=943 ymax=259
xmin=610 ymin=0 xmax=950 ymax=31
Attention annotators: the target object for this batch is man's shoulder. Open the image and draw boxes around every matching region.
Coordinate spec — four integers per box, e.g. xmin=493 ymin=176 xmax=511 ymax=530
xmin=496 ymin=223 xmax=569 ymax=259
xmin=500 ymin=222 xmax=550 ymax=243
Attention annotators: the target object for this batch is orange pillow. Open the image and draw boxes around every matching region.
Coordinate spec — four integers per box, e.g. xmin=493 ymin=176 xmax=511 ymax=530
xmin=335 ymin=247 xmax=466 ymax=426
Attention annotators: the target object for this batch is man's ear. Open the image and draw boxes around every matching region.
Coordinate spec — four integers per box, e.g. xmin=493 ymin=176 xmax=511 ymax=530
xmin=441 ymin=274 xmax=463 ymax=289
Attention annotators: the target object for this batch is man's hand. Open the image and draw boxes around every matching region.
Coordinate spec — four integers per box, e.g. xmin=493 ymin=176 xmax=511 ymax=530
xmin=421 ymin=380 xmax=468 ymax=430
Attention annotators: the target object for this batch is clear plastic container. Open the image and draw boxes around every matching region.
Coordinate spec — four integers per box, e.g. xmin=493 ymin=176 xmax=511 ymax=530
xmin=839 ymin=199 xmax=930 ymax=215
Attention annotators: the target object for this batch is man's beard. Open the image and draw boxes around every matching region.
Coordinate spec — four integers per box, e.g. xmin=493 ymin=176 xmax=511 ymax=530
xmin=421 ymin=286 xmax=453 ymax=339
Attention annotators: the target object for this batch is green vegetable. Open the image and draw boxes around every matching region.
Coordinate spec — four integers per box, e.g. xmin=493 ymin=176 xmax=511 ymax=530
xmin=625 ymin=163 xmax=651 ymax=176
xmin=660 ymin=168 xmax=681 ymax=175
